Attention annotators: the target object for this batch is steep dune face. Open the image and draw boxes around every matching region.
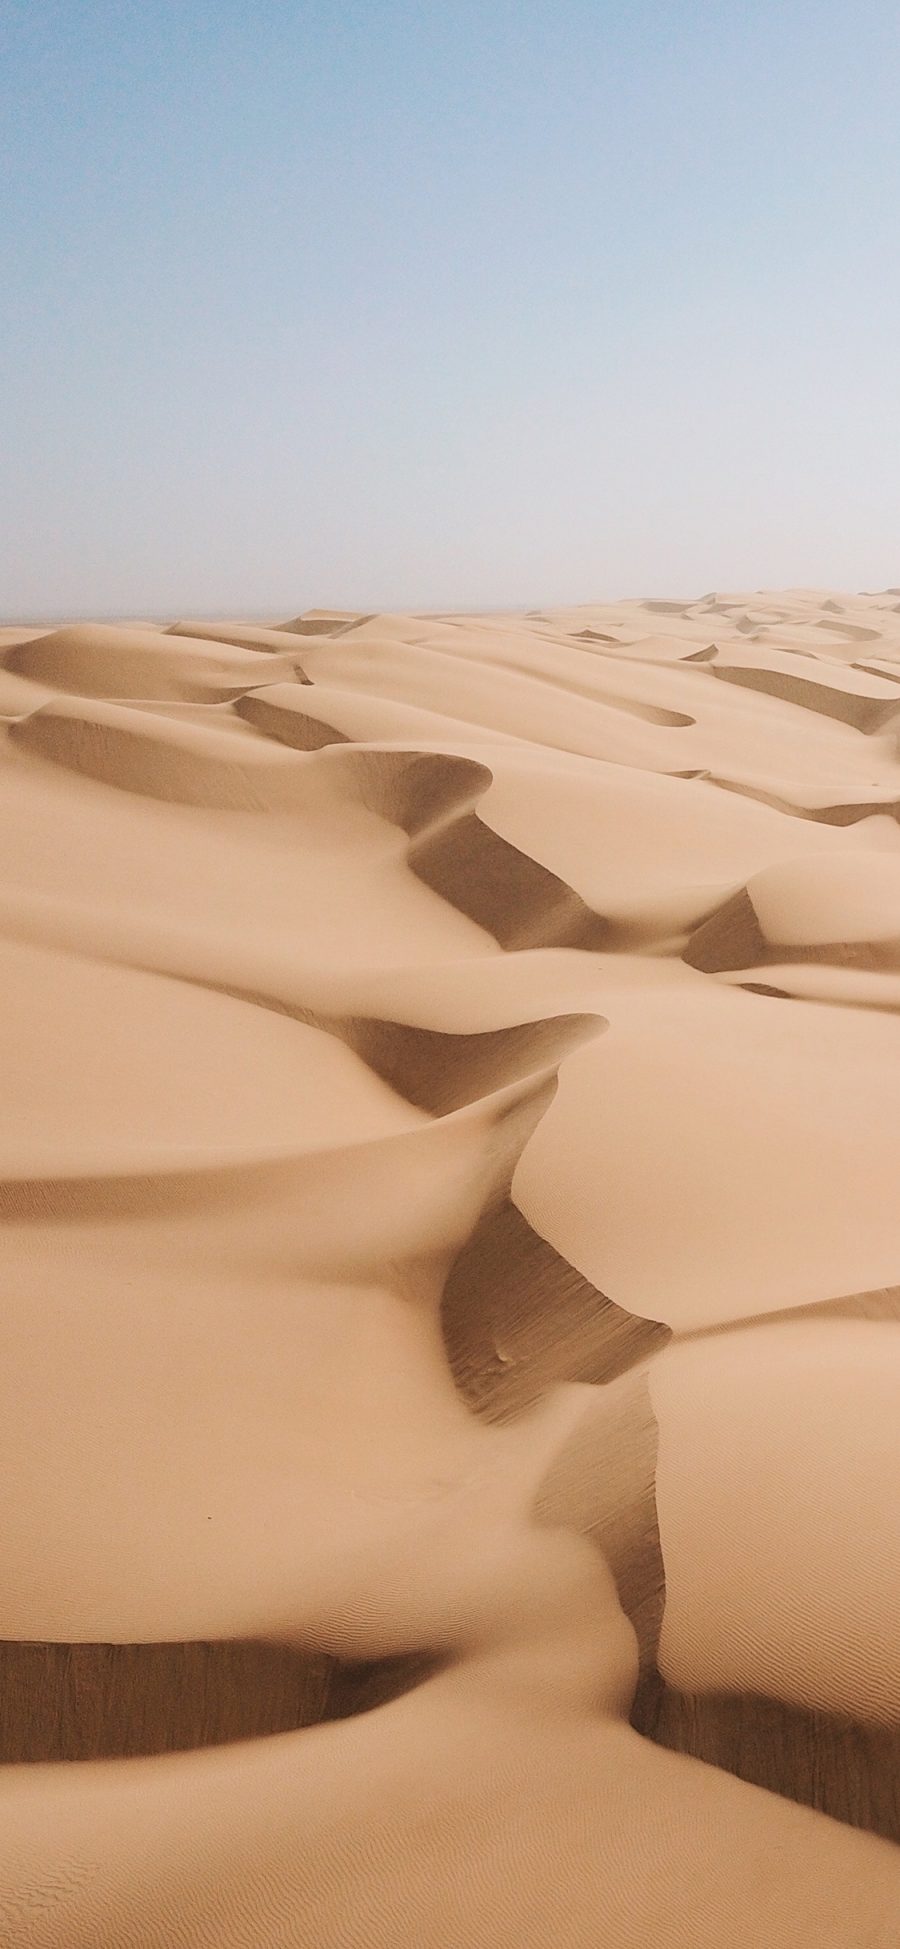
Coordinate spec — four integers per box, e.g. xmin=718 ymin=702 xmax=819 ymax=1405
xmin=1 ymin=591 xmax=899 ymax=1944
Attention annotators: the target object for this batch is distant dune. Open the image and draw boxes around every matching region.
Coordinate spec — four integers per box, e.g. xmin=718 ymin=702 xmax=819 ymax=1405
xmin=1 ymin=591 xmax=899 ymax=1945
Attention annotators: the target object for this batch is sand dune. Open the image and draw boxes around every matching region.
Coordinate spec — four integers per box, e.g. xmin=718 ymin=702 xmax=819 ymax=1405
xmin=1 ymin=590 xmax=899 ymax=1944
xmin=5 ymin=622 xmax=299 ymax=701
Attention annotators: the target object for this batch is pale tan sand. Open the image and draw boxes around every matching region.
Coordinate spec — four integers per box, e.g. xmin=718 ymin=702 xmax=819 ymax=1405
xmin=1 ymin=590 xmax=899 ymax=1943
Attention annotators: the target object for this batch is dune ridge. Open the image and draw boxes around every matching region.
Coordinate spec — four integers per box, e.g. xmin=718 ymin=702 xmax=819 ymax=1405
xmin=1 ymin=591 xmax=900 ymax=1944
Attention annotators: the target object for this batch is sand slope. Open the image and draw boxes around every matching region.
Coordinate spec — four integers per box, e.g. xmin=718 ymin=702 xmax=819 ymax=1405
xmin=1 ymin=592 xmax=899 ymax=1944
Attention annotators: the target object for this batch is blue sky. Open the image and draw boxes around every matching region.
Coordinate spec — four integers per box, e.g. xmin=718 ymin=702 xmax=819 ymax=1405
xmin=2 ymin=1 xmax=899 ymax=615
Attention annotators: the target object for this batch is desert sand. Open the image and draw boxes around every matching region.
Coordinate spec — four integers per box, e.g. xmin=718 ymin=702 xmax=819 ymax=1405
xmin=1 ymin=589 xmax=899 ymax=1944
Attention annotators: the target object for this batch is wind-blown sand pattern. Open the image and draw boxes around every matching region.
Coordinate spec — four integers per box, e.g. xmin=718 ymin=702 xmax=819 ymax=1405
xmin=1 ymin=589 xmax=900 ymax=1944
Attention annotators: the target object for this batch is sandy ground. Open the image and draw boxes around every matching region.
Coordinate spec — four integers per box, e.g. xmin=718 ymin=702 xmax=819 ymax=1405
xmin=1 ymin=589 xmax=899 ymax=1944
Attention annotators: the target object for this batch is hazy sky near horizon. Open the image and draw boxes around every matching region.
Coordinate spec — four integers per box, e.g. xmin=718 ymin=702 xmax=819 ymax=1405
xmin=2 ymin=0 xmax=900 ymax=617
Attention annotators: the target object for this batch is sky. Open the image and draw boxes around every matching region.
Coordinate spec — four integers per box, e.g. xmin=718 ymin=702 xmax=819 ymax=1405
xmin=2 ymin=0 xmax=900 ymax=617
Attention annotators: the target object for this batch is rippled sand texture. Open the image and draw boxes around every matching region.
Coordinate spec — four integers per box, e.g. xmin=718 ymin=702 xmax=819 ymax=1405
xmin=1 ymin=590 xmax=900 ymax=1945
